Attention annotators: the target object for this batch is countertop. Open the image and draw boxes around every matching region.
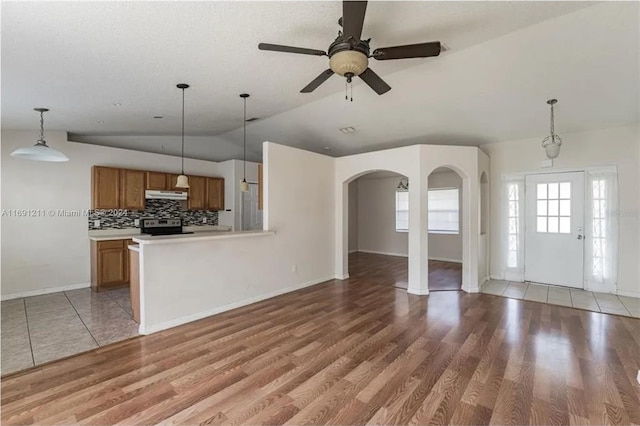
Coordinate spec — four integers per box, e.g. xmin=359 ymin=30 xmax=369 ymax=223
xmin=133 ymin=230 xmax=275 ymax=245
xmin=89 ymin=225 xmax=232 ymax=241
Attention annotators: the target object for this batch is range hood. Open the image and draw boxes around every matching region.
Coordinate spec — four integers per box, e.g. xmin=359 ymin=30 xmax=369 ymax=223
xmin=145 ymin=190 xmax=188 ymax=200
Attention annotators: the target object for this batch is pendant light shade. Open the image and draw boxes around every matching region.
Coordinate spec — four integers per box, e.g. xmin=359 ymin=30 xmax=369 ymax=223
xmin=240 ymin=93 xmax=250 ymax=192
xmin=11 ymin=108 xmax=69 ymax=162
xmin=176 ymin=83 xmax=190 ymax=189
xmin=541 ymin=99 xmax=562 ymax=160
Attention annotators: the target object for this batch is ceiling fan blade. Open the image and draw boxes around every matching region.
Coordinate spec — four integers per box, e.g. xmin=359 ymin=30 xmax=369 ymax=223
xmin=342 ymin=1 xmax=367 ymax=41
xmin=258 ymin=43 xmax=326 ymax=56
xmin=372 ymin=41 xmax=441 ymax=60
xmin=300 ymin=69 xmax=335 ymax=93
xmin=358 ymin=68 xmax=391 ymax=95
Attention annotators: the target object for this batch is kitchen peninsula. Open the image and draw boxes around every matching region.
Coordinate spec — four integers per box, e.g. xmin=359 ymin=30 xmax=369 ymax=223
xmin=131 ymin=229 xmax=275 ymax=334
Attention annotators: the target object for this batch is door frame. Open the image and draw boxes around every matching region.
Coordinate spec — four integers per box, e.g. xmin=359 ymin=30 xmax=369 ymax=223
xmin=501 ymin=165 xmax=618 ymax=291
xmin=523 ymin=170 xmax=586 ymax=288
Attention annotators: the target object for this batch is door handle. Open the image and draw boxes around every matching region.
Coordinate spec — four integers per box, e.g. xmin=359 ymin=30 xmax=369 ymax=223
xmin=577 ymin=235 xmax=583 ymax=240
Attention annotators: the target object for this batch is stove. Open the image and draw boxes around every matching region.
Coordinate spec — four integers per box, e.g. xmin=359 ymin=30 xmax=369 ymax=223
xmin=140 ymin=218 xmax=194 ymax=236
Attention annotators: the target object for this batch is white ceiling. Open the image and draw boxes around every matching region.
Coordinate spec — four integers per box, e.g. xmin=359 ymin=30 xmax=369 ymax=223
xmin=3 ymin=1 xmax=637 ymax=162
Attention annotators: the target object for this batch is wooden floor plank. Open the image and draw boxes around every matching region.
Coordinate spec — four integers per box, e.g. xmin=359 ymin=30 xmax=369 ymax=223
xmin=1 ymin=253 xmax=639 ymax=425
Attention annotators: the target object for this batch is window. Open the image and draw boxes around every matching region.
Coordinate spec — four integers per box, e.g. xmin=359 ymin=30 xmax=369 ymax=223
xmin=507 ymin=183 xmax=520 ymax=268
xmin=428 ymin=188 xmax=459 ymax=234
xmin=591 ymin=179 xmax=607 ymax=279
xmin=395 ymin=190 xmax=409 ymax=232
xmin=536 ymin=182 xmax=571 ymax=234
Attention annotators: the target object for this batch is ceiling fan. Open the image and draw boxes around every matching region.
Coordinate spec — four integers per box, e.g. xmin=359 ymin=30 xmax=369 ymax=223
xmin=258 ymin=1 xmax=442 ymax=96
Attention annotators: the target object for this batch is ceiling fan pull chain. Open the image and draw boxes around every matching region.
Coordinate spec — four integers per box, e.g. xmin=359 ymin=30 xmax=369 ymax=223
xmin=345 ymin=79 xmax=348 ymax=101
xmin=350 ymin=80 xmax=353 ymax=102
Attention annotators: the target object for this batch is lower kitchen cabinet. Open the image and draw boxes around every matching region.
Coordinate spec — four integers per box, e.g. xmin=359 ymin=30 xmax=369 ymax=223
xmin=91 ymin=239 xmax=133 ymax=291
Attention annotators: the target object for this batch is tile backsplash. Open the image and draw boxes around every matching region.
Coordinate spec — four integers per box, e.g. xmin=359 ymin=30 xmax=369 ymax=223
xmin=88 ymin=199 xmax=219 ymax=230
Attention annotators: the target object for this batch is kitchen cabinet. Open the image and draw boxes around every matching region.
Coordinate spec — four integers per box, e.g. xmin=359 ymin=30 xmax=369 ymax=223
xmin=166 ymin=173 xmax=182 ymax=191
xmin=206 ymin=177 xmax=225 ymax=211
xmin=120 ymin=169 xmax=145 ymax=210
xmin=146 ymin=171 xmax=168 ymax=190
xmin=258 ymin=164 xmax=263 ymax=210
xmin=187 ymin=175 xmax=207 ymax=210
xmin=92 ymin=166 xmax=120 ymax=209
xmin=91 ymin=239 xmax=129 ymax=290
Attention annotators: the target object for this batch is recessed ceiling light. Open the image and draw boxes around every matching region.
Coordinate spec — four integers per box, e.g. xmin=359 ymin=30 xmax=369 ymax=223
xmin=339 ymin=126 xmax=355 ymax=134
xmin=113 ymin=102 xmax=122 ymax=106
xmin=324 ymin=146 xmax=331 ymax=151
xmin=98 ymin=120 xmax=105 ymax=124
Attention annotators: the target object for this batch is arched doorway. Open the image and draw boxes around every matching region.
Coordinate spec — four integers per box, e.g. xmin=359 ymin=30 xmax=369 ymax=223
xmin=347 ymin=171 xmax=409 ymax=290
xmin=426 ymin=166 xmax=465 ymax=291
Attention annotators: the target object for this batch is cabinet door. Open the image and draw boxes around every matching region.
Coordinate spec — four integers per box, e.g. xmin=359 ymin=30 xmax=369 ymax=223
xmin=188 ymin=176 xmax=207 ymax=210
xmin=146 ymin=171 xmax=168 ymax=190
xmin=120 ymin=169 xmax=145 ymax=210
xmin=97 ymin=241 xmax=127 ymax=287
xmin=166 ymin=173 xmax=181 ymax=191
xmin=206 ymin=177 xmax=225 ymax=211
xmin=92 ymin=166 xmax=120 ymax=209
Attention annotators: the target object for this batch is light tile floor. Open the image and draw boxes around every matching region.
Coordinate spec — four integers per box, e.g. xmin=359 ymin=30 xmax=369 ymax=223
xmin=1 ymin=287 xmax=139 ymax=375
xmin=482 ymin=280 xmax=640 ymax=318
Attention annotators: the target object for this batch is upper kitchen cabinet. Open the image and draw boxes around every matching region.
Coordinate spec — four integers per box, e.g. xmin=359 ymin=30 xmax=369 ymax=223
xmin=166 ymin=173 xmax=182 ymax=191
xmin=120 ymin=169 xmax=145 ymax=210
xmin=146 ymin=171 xmax=168 ymax=191
xmin=187 ymin=175 xmax=207 ymax=210
xmin=206 ymin=177 xmax=225 ymax=211
xmin=92 ymin=166 xmax=120 ymax=209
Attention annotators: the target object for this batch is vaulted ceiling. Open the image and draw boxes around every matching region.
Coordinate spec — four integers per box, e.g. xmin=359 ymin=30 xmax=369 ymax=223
xmin=2 ymin=1 xmax=637 ymax=162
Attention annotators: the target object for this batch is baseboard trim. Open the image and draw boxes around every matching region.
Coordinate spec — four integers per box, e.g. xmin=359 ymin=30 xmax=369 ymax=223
xmin=1 ymin=282 xmax=91 ymax=301
xmin=428 ymin=257 xmax=463 ymax=264
xmin=357 ymin=249 xmax=408 ymax=258
xmin=348 ymin=249 xmax=358 ymax=254
xmin=617 ymin=290 xmax=640 ymax=299
xmin=139 ymin=275 xmax=336 ymax=335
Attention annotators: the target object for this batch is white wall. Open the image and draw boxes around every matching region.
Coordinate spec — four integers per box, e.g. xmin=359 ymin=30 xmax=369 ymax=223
xmin=139 ymin=142 xmax=335 ymax=332
xmin=482 ymin=124 xmax=640 ymax=297
xmin=348 ymin=180 xmax=358 ymax=252
xmin=0 ymin=130 xmax=228 ymax=298
xmin=352 ymin=172 xmax=463 ymax=262
xmin=335 ymin=145 xmax=482 ymax=294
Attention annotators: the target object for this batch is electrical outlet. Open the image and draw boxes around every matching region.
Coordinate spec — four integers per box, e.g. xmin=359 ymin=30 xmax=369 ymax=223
xmin=202 ymin=217 xmax=207 ymax=224
xmin=93 ymin=220 xmax=100 ymax=228
xmin=291 ymin=265 xmax=297 ymax=273
xmin=134 ymin=219 xmax=140 ymax=227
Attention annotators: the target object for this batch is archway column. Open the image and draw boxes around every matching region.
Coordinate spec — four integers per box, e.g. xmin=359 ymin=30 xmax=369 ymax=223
xmin=335 ymin=181 xmax=349 ymax=279
xmin=407 ymin=169 xmax=429 ymax=295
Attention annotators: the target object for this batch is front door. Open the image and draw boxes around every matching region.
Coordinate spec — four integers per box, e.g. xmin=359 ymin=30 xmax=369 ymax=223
xmin=524 ymin=172 xmax=585 ymax=288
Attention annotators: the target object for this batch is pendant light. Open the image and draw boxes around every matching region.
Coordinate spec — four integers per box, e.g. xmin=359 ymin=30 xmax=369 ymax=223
xmin=239 ymin=93 xmax=250 ymax=192
xmin=176 ymin=83 xmax=190 ymax=189
xmin=11 ymin=108 xmax=69 ymax=162
xmin=541 ymin=99 xmax=562 ymax=159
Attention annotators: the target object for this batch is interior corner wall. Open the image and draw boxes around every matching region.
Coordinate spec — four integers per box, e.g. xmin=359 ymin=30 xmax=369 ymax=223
xmin=354 ymin=172 xmax=463 ymax=262
xmin=482 ymin=124 xmax=640 ymax=297
xmin=0 ymin=130 xmax=227 ymax=298
xmin=263 ymin=142 xmax=335 ymax=284
xmin=348 ymin=180 xmax=358 ymax=252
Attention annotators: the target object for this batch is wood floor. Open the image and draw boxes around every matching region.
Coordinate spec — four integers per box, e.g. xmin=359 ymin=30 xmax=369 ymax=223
xmin=2 ymin=259 xmax=640 ymax=425
xmin=349 ymin=251 xmax=462 ymax=291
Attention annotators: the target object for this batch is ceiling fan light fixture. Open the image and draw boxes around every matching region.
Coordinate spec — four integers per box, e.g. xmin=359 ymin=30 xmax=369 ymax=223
xmin=329 ymin=50 xmax=368 ymax=77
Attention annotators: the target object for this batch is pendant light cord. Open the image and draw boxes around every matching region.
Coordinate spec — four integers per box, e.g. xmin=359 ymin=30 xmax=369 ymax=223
xmin=549 ymin=102 xmax=555 ymax=139
xmin=39 ymin=110 xmax=45 ymax=141
xmin=181 ymin=87 xmax=185 ymax=174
